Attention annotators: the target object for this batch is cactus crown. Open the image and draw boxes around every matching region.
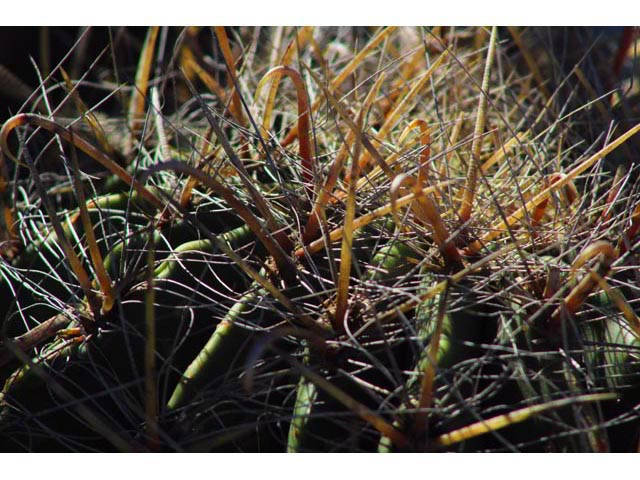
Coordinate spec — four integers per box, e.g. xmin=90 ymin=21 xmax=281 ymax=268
xmin=1 ymin=26 xmax=640 ymax=452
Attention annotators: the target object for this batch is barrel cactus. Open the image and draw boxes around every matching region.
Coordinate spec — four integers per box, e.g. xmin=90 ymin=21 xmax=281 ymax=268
xmin=0 ymin=26 xmax=639 ymax=452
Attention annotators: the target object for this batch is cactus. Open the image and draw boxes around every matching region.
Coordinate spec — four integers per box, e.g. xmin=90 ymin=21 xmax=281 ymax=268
xmin=0 ymin=26 xmax=639 ymax=452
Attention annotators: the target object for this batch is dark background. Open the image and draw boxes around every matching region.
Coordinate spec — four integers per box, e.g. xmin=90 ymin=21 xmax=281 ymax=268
xmin=0 ymin=27 xmax=149 ymax=122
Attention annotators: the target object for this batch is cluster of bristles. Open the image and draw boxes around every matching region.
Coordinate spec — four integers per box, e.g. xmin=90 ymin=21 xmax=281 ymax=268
xmin=0 ymin=26 xmax=639 ymax=452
